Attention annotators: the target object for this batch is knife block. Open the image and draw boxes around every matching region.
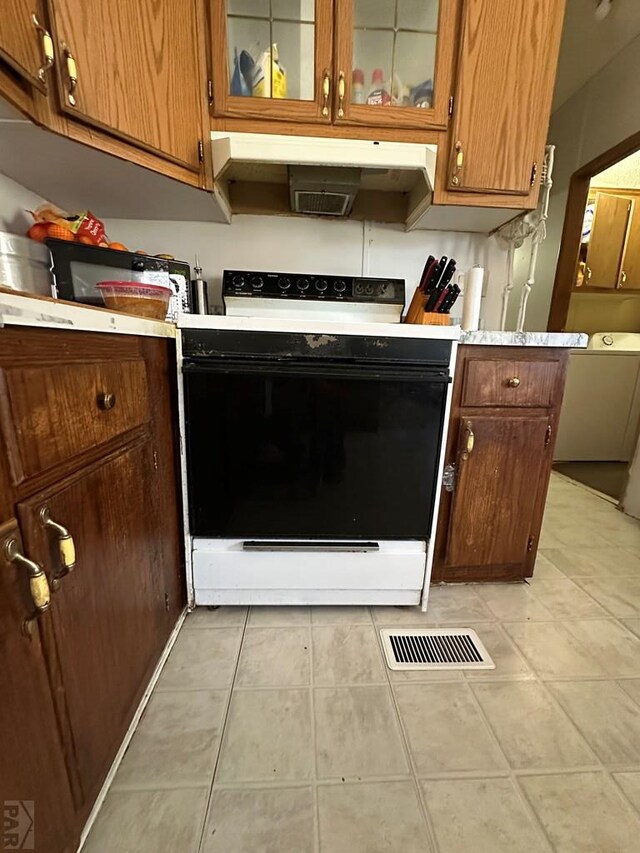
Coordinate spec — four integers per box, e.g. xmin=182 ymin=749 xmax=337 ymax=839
xmin=421 ymin=312 xmax=450 ymax=326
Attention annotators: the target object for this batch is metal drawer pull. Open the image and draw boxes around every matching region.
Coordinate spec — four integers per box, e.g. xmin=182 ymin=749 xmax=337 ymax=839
xmin=462 ymin=420 xmax=474 ymax=460
xmin=321 ymin=70 xmax=330 ymax=116
xmin=40 ymin=507 xmax=76 ymax=573
xmin=97 ymin=391 xmax=116 ymax=410
xmin=32 ymin=14 xmax=55 ymax=82
xmin=507 ymin=377 xmax=521 ymax=387
xmin=4 ymin=538 xmax=50 ymax=613
xmin=337 ymin=71 xmax=345 ymax=118
xmin=62 ymin=43 xmax=78 ymax=106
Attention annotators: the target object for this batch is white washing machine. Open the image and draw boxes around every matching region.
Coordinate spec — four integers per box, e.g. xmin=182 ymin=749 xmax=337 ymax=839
xmin=555 ymin=332 xmax=640 ymax=462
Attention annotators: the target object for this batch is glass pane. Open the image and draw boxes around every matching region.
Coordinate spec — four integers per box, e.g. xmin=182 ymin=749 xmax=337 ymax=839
xmin=395 ymin=32 xmax=437 ymax=107
xmin=397 ymin=0 xmax=439 ymax=30
xmin=352 ymin=29 xmax=394 ymax=105
xmin=228 ymin=0 xmax=268 ymax=16
xmin=354 ymin=0 xmax=394 ymax=28
xmin=227 ymin=2 xmax=316 ymax=100
xmin=352 ymin=0 xmax=440 ymax=109
xmin=272 ymin=0 xmax=314 ymax=21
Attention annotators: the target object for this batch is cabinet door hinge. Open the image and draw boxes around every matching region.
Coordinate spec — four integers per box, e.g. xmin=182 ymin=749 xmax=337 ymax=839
xmin=207 ymin=78 xmax=213 ymax=106
xmin=448 ymin=95 xmax=454 ymax=117
xmin=530 ymin=161 xmax=538 ymax=186
xmin=442 ymin=462 xmax=456 ymax=492
xmin=164 ymin=592 xmax=170 ymax=611
xmin=198 ymin=139 xmax=204 ymax=163
xmin=544 ymin=424 xmax=552 ymax=448
xmin=527 ymin=536 xmax=534 ymax=553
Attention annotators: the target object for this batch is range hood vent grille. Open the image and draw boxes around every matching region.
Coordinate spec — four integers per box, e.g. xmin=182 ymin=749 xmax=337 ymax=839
xmin=289 ymin=165 xmax=360 ymax=217
xmin=293 ymin=190 xmax=352 ymax=216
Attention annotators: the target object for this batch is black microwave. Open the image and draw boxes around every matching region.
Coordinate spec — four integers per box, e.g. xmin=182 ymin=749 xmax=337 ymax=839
xmin=46 ymin=238 xmax=191 ymax=321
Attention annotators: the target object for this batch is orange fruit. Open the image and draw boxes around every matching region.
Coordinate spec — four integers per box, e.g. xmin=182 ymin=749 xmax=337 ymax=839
xmin=77 ymin=235 xmax=97 ymax=245
xmin=47 ymin=223 xmax=75 ymax=241
xmin=26 ymin=223 xmax=50 ymax=242
xmin=109 ymin=242 xmax=128 ymax=251
xmin=135 ymin=249 xmax=148 ymax=255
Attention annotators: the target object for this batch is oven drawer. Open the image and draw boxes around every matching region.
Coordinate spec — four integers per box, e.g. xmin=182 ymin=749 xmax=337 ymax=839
xmin=461 ymin=357 xmax=560 ymax=408
xmin=0 ymin=359 xmax=150 ymax=482
xmin=192 ymin=539 xmax=426 ymax=596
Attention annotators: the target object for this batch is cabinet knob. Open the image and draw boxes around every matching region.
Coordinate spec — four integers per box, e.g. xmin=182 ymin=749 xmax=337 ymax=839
xmin=97 ymin=391 xmax=116 ymax=410
xmin=507 ymin=377 xmax=521 ymax=387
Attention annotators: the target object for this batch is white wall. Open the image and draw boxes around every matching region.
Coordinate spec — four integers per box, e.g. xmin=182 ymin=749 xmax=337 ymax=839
xmin=103 ymin=215 xmax=505 ymax=326
xmin=510 ymin=32 xmax=640 ymax=331
xmin=0 ymin=171 xmax=45 ymax=233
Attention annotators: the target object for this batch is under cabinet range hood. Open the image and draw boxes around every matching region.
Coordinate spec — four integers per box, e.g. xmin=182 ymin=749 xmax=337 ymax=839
xmin=211 ymin=132 xmax=437 ymax=228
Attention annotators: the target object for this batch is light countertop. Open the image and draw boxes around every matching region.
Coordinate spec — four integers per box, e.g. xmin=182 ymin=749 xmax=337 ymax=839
xmin=460 ymin=330 xmax=588 ymax=348
xmin=0 ymin=290 xmax=176 ymax=338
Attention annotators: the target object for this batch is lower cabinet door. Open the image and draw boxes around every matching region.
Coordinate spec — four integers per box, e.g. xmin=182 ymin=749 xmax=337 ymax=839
xmin=17 ymin=437 xmax=167 ymax=807
xmin=0 ymin=519 xmax=77 ymax=853
xmin=445 ymin=414 xmax=549 ymax=567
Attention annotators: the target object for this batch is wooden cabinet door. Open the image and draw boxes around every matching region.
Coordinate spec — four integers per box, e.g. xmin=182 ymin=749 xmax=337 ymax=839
xmin=584 ymin=192 xmax=633 ymax=288
xmin=17 ymin=437 xmax=168 ymax=806
xmin=211 ymin=0 xmax=334 ymax=123
xmin=48 ymin=0 xmax=207 ymax=170
xmin=0 ymin=519 xmax=77 ymax=853
xmin=333 ymin=0 xmax=459 ymax=130
xmin=447 ymin=0 xmax=565 ymax=195
xmin=620 ymin=200 xmax=640 ymax=290
xmin=445 ymin=414 xmax=549 ymax=567
xmin=1 ymin=0 xmax=49 ymax=91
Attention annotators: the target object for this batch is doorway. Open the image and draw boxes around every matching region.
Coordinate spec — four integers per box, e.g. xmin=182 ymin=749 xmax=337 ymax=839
xmin=548 ymin=137 xmax=640 ymax=506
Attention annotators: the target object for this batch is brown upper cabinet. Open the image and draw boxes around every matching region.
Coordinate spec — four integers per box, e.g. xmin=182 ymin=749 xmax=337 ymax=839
xmin=1 ymin=0 xmax=52 ymax=92
xmin=47 ymin=0 xmax=209 ymax=171
xmin=211 ymin=0 xmax=459 ymax=130
xmin=447 ymin=0 xmax=565 ymax=196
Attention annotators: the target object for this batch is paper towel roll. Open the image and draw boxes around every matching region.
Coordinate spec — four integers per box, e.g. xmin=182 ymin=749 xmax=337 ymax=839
xmin=461 ymin=265 xmax=484 ymax=331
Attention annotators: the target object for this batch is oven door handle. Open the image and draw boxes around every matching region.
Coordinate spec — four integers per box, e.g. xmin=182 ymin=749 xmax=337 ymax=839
xmin=183 ymin=360 xmax=451 ymax=384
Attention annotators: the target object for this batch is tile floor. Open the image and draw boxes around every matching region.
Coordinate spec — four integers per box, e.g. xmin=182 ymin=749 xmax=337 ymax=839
xmin=84 ymin=474 xmax=640 ymax=852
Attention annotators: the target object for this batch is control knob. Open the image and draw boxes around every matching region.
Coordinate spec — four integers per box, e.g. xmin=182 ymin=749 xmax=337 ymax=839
xmin=334 ymin=279 xmax=347 ymax=293
xmin=297 ymin=277 xmax=310 ymax=291
xmin=315 ymin=279 xmax=328 ymax=292
xmin=250 ymin=275 xmax=264 ymax=290
xmin=278 ymin=276 xmax=291 ymax=290
xmin=232 ymin=273 xmax=245 ymax=288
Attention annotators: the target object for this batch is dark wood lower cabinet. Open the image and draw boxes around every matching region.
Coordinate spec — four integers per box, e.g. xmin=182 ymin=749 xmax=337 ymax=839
xmin=433 ymin=345 xmax=569 ymax=582
xmin=0 ymin=328 xmax=185 ymax=853
xmin=0 ymin=518 xmax=78 ymax=853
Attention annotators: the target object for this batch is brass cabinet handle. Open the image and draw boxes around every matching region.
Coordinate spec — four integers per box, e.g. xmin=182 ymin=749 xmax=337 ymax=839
xmin=461 ymin=420 xmax=474 ymax=460
xmin=585 ymin=266 xmax=592 ymax=282
xmin=451 ymin=140 xmax=464 ymax=186
xmin=62 ymin=43 xmax=78 ymax=106
xmin=97 ymin=391 xmax=116 ymax=410
xmin=337 ymin=71 xmax=345 ymax=118
xmin=507 ymin=377 xmax=521 ymax=387
xmin=4 ymin=538 xmax=50 ymax=613
xmin=619 ymin=270 xmax=627 ymax=287
xmin=40 ymin=507 xmax=76 ymax=573
xmin=32 ymin=13 xmax=55 ymax=83
xmin=321 ymin=70 xmax=330 ymax=117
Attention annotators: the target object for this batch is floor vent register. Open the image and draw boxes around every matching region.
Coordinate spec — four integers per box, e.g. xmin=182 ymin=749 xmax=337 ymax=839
xmin=380 ymin=628 xmax=495 ymax=671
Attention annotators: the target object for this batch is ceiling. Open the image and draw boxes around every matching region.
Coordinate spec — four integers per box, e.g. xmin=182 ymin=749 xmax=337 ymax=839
xmin=552 ymin=0 xmax=640 ymax=111
xmin=591 ymin=149 xmax=640 ymax=187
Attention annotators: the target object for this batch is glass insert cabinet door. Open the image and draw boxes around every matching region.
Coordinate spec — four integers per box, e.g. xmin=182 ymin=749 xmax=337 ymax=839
xmin=334 ymin=0 xmax=457 ymax=128
xmin=212 ymin=0 xmax=335 ymax=122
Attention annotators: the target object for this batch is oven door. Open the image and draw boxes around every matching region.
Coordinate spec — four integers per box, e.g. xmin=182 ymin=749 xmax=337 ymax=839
xmin=184 ymin=358 xmax=450 ymax=540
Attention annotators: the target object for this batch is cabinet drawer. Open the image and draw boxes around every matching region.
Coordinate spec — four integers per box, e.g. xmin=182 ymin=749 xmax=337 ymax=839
xmin=461 ymin=358 xmax=560 ymax=408
xmin=0 ymin=359 xmax=150 ymax=481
